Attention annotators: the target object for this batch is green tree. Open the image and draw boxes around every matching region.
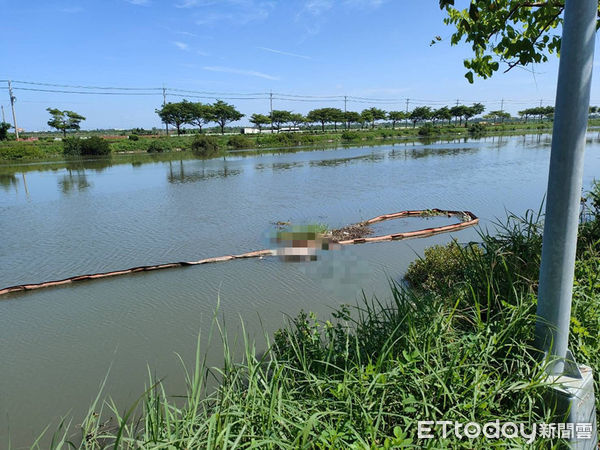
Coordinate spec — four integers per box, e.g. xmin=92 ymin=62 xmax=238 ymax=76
xmin=211 ymin=100 xmax=244 ymax=134
xmin=362 ymin=107 xmax=387 ymax=129
xmin=484 ymin=110 xmax=511 ymax=123
xmin=387 ymin=111 xmax=406 ymax=129
xmin=328 ymin=108 xmax=345 ymax=131
xmin=156 ymin=101 xmax=193 ymax=135
xmin=288 ymin=113 xmax=305 ymax=129
xmin=46 ymin=108 xmax=86 ymax=137
xmin=409 ymin=106 xmax=432 ymax=128
xmin=344 ymin=111 xmax=361 ymax=130
xmin=360 ymin=110 xmax=374 ymax=129
xmin=250 ymin=113 xmax=270 ymax=132
xmin=438 ymin=1 xmax=576 ymax=82
xmin=270 ymin=110 xmax=293 ymax=130
xmin=307 ymin=108 xmax=336 ymax=132
xmin=463 ymin=103 xmax=485 ymax=126
xmin=432 ymin=107 xmax=452 ymax=125
xmin=518 ymin=108 xmax=533 ymax=123
xmin=498 ymin=111 xmax=512 ymax=123
xmin=542 ymin=106 xmax=554 ymax=119
xmin=0 ymin=122 xmax=11 ymax=141
xmin=189 ymin=102 xmax=213 ymax=133
xmin=449 ymin=105 xmax=466 ymax=126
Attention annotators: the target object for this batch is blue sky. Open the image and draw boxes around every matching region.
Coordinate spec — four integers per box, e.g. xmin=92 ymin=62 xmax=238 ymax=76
xmin=1 ymin=0 xmax=599 ymax=131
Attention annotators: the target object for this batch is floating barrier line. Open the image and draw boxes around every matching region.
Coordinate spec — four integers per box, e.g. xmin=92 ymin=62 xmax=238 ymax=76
xmin=0 ymin=209 xmax=478 ymax=297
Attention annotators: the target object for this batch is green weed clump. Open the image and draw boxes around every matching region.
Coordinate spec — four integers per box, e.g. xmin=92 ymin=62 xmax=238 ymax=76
xmin=191 ymin=134 xmax=222 ymax=157
xmin=468 ymin=123 xmax=487 ymax=134
xmin=341 ymin=130 xmax=362 ymax=141
xmin=257 ymin=132 xmax=319 ymax=147
xmin=227 ymin=134 xmax=252 ymax=149
xmin=146 ymin=140 xmax=167 ymax=153
xmin=63 ymin=136 xmax=111 ymax=156
xmin=0 ymin=141 xmax=58 ymax=159
xmin=417 ymin=123 xmax=440 ymax=136
xmin=404 ymin=241 xmax=482 ymax=294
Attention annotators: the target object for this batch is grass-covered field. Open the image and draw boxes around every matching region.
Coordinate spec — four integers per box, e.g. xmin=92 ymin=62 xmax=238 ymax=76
xmin=36 ymin=184 xmax=600 ymax=448
xmin=0 ymin=120 xmax=566 ymax=162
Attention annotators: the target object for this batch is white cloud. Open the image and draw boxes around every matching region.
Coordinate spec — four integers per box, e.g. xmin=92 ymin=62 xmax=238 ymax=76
xmin=173 ymin=41 xmax=189 ymax=50
xmin=176 ymin=30 xmax=200 ymax=37
xmin=257 ymin=47 xmax=310 ymax=60
xmin=203 ymin=66 xmax=279 ymax=80
xmin=303 ymin=0 xmax=333 ymax=15
xmin=125 ymin=0 xmax=150 ymax=5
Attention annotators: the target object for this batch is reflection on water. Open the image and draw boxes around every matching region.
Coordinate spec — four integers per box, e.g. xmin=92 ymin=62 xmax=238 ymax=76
xmin=0 ymin=173 xmax=18 ymax=191
xmin=167 ymin=160 xmax=241 ymax=184
xmin=255 ymin=161 xmax=305 ymax=171
xmin=387 ymin=146 xmax=480 ymax=160
xmin=310 ymin=152 xmax=385 ymax=167
xmin=64 ymin=157 xmax=114 ymax=173
xmin=58 ymin=170 xmax=91 ymax=193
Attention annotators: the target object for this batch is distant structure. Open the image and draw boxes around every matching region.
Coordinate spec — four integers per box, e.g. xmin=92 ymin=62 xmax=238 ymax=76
xmin=241 ymin=127 xmax=300 ymax=134
xmin=241 ymin=127 xmax=262 ymax=134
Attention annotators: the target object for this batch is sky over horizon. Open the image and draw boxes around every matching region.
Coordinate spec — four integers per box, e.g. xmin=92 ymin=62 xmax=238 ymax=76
xmin=1 ymin=0 xmax=600 ymax=131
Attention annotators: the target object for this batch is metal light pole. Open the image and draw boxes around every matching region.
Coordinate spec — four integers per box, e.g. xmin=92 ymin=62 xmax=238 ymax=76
xmin=534 ymin=0 xmax=597 ymax=446
xmin=535 ymin=0 xmax=595 ymax=374
xmin=7 ymin=81 xmax=19 ymax=139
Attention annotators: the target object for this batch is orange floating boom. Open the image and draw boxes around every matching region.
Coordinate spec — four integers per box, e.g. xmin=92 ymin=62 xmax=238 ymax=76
xmin=0 ymin=209 xmax=478 ymax=297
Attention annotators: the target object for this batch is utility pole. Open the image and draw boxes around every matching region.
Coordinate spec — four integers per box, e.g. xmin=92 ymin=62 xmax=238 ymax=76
xmin=269 ymin=91 xmax=273 ymax=132
xmin=405 ymin=98 xmax=409 ymax=128
xmin=456 ymin=98 xmax=460 ymax=106
xmin=1 ymin=105 xmax=5 ymax=123
xmin=500 ymin=98 xmax=505 ymax=123
xmin=344 ymin=96 xmax=348 ymax=129
xmin=162 ymin=85 xmax=169 ymax=136
xmin=534 ymin=0 xmax=597 ymax=446
xmin=7 ymin=81 xmax=19 ymax=139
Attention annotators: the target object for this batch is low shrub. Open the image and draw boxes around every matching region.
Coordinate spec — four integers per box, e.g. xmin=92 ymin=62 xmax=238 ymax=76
xmin=79 ymin=136 xmax=111 ymax=155
xmin=147 ymin=140 xmax=166 ymax=153
xmin=191 ymin=134 xmax=221 ymax=157
xmin=62 ymin=137 xmax=81 ymax=156
xmin=405 ymin=240 xmax=473 ymax=294
xmin=128 ymin=134 xmax=139 ymax=141
xmin=227 ymin=134 xmax=252 ymax=149
xmin=417 ymin=123 xmax=440 ymax=136
xmin=468 ymin=123 xmax=487 ymax=134
xmin=63 ymin=136 xmax=111 ymax=156
xmin=341 ymin=131 xmax=361 ymax=141
xmin=0 ymin=122 xmax=11 ymax=141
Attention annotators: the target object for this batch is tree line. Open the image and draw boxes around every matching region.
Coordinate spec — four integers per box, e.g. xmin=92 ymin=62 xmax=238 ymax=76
xmin=154 ymin=101 xmax=500 ymax=135
xmin=9 ymin=101 xmax=600 ymax=141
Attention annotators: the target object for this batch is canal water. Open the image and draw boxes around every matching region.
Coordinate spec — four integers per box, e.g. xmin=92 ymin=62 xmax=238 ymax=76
xmin=1 ymin=133 xmax=600 ymax=447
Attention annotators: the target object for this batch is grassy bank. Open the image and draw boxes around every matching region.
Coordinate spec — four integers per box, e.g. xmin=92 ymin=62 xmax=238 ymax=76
xmin=0 ymin=120 xmax=569 ymax=161
xmin=35 ymin=185 xmax=600 ymax=448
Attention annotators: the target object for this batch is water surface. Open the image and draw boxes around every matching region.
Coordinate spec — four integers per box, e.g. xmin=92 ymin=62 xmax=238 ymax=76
xmin=2 ymin=133 xmax=600 ymax=447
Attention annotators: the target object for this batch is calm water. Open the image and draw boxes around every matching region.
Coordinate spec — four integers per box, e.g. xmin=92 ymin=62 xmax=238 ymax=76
xmin=2 ymin=134 xmax=600 ymax=447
